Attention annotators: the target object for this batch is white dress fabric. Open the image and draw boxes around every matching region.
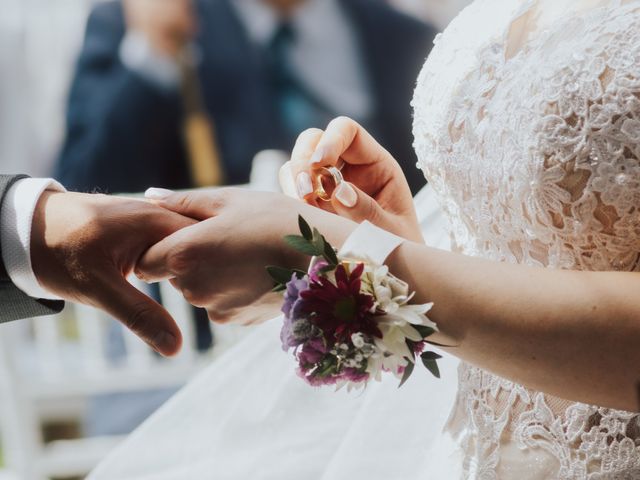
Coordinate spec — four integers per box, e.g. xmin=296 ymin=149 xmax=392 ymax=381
xmin=90 ymin=0 xmax=640 ymax=478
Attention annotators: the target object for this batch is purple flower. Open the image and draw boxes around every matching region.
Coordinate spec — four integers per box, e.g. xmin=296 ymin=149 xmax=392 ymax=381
xmin=282 ymin=274 xmax=309 ymax=318
xmin=297 ymin=337 xmax=327 ymax=365
xmin=280 ymin=274 xmax=310 ymax=351
xmin=309 ymin=259 xmax=330 ymax=283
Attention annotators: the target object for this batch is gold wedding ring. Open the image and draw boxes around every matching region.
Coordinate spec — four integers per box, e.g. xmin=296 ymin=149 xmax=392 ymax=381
xmin=314 ymin=165 xmax=344 ymax=201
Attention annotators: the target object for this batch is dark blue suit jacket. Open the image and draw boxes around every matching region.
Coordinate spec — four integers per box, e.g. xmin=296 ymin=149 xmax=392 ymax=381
xmin=56 ymin=0 xmax=436 ymax=194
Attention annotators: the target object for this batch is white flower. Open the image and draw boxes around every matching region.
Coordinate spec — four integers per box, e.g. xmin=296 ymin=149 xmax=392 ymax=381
xmin=373 ymin=347 xmax=410 ymax=379
xmin=365 ymin=348 xmax=384 ymax=382
xmin=332 ymin=258 xmax=438 ymax=388
xmin=394 ymin=303 xmax=437 ymax=328
xmin=375 ymin=321 xmax=415 ymax=360
xmin=372 ymin=303 xmax=438 ymax=377
xmin=351 ymin=332 xmax=365 ymax=349
xmin=367 ymin=266 xmax=416 ymax=314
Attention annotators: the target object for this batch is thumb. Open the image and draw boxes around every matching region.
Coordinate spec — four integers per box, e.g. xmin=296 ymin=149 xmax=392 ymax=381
xmin=94 ymin=274 xmax=183 ymax=356
xmin=145 ymin=188 xmax=224 ymax=221
xmin=330 ymin=181 xmax=390 ymax=227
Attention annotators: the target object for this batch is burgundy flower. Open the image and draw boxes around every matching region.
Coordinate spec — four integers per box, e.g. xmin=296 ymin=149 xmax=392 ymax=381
xmin=298 ymin=367 xmax=338 ymax=387
xmin=411 ymin=340 xmax=426 ymax=355
xmin=300 ymin=263 xmax=381 ymax=342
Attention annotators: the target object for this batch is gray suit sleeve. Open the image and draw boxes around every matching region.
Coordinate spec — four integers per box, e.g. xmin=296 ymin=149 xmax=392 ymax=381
xmin=0 ymin=175 xmax=65 ymax=323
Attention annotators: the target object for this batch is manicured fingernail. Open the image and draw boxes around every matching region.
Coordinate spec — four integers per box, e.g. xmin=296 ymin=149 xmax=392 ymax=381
xmin=279 ymin=162 xmax=298 ymax=198
xmin=335 ymin=182 xmax=357 ymax=207
xmin=145 ymin=187 xmax=174 ymax=200
xmin=296 ymin=171 xmax=313 ymax=198
xmin=152 ymin=331 xmax=176 ymax=354
xmin=310 ymin=147 xmax=326 ymax=165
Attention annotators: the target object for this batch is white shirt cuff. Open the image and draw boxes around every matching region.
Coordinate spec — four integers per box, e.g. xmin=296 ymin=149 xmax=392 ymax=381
xmin=1 ymin=178 xmax=66 ymax=300
xmin=119 ymin=31 xmax=181 ymax=91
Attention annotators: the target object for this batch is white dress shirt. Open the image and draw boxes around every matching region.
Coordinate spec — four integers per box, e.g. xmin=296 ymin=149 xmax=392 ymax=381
xmin=0 ymin=178 xmax=65 ymax=300
xmin=120 ymin=0 xmax=373 ymax=121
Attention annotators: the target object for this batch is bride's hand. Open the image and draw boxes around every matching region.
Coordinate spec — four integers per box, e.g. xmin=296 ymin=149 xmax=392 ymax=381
xmin=136 ymin=188 xmax=356 ymax=325
xmin=283 ymin=116 xmax=423 ymax=243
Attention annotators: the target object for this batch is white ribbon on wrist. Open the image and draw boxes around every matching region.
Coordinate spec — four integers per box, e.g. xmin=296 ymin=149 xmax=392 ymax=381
xmin=338 ymin=221 xmax=405 ymax=266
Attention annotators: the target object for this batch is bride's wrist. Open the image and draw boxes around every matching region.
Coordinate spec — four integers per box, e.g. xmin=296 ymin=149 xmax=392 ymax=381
xmin=276 ymin=205 xmax=357 ymax=271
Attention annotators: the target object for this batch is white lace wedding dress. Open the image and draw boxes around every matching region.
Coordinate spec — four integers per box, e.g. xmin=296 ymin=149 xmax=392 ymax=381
xmin=90 ymin=0 xmax=640 ymax=478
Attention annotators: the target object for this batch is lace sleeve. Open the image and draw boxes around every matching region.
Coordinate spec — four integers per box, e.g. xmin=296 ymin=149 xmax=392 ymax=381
xmin=532 ymin=3 xmax=640 ymax=271
xmin=413 ymin=1 xmax=640 ymax=272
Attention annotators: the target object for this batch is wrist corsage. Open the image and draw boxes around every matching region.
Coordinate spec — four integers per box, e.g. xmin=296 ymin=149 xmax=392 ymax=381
xmin=267 ymin=216 xmax=441 ymax=390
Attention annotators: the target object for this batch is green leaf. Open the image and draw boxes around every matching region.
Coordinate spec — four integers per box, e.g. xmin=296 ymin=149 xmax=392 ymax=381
xmin=413 ymin=325 xmax=437 ymax=339
xmin=284 ymin=235 xmax=322 ymax=256
xmin=421 ymin=351 xmax=442 ymax=378
xmin=398 ymin=359 xmax=415 ymax=388
xmin=266 ymin=265 xmax=295 ymax=285
xmin=323 ymin=238 xmax=339 ymax=266
xmin=298 ymin=215 xmax=313 ymax=241
xmin=311 ymin=228 xmax=326 ymax=253
xmin=271 ymin=284 xmax=287 ymax=293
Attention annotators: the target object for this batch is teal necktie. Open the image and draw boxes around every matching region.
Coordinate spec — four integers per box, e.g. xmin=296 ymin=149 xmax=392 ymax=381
xmin=267 ymin=22 xmax=331 ymax=136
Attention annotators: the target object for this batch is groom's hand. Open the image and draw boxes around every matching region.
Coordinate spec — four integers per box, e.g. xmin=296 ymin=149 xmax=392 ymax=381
xmin=30 ymin=191 xmax=196 ymax=356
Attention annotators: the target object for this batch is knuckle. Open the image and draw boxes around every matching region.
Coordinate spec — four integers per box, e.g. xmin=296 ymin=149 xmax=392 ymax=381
xmin=182 ymin=287 xmax=209 ymax=308
xmin=167 ymin=244 xmax=194 ymax=274
xmin=133 ymin=267 xmax=148 ymax=282
xmin=173 ymin=193 xmax=195 ymax=213
xmin=207 ymin=308 xmax=230 ymax=324
xmin=299 ymin=127 xmax=324 ymax=140
xmin=181 ymin=288 xmax=200 ymax=306
xmin=329 ymin=116 xmax=356 ymax=131
xmin=208 ymin=188 xmax=230 ymax=209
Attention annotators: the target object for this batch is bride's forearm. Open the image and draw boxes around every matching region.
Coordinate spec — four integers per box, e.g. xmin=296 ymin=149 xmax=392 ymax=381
xmin=387 ymin=242 xmax=640 ymax=412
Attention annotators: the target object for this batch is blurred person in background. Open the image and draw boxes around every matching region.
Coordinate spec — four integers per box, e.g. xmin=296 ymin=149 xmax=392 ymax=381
xmin=55 ymin=0 xmax=437 ymax=195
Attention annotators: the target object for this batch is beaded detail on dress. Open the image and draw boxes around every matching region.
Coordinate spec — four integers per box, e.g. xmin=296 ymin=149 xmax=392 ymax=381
xmin=412 ymin=0 xmax=640 ymax=477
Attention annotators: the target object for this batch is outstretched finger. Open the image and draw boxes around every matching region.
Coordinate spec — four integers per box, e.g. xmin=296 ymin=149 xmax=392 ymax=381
xmin=94 ymin=274 xmax=183 ymax=356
